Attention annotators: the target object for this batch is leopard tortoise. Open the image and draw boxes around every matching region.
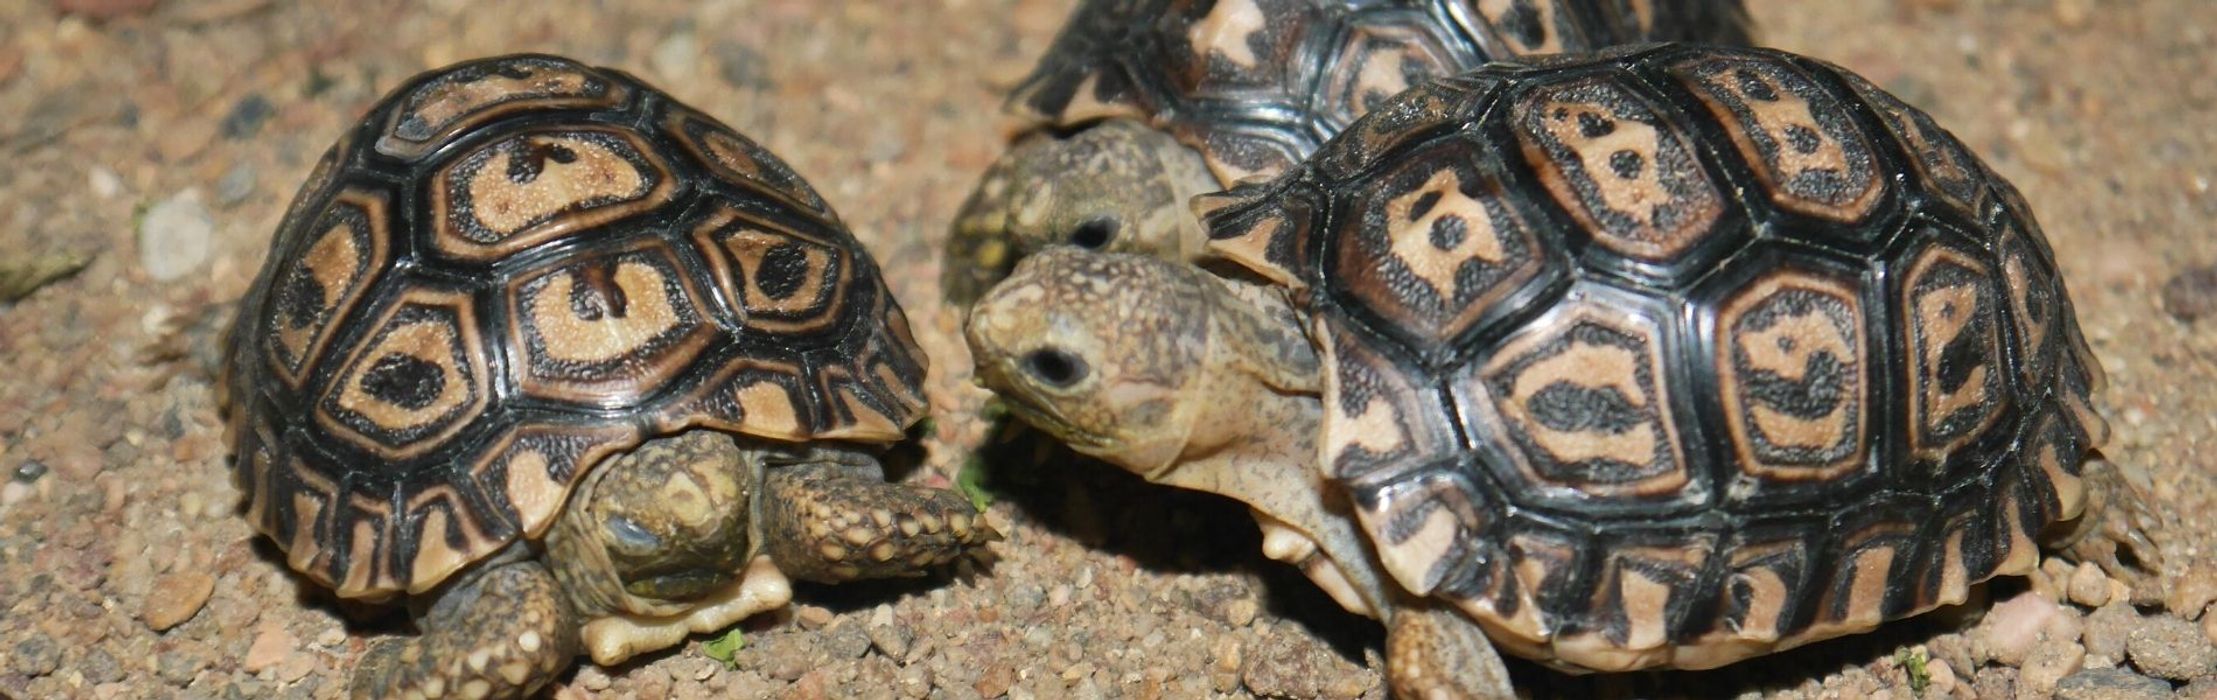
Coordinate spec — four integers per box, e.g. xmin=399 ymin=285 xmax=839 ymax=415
xmin=942 ymin=0 xmax=1755 ymax=303
xmin=221 ymin=54 xmax=993 ymax=699
xmin=965 ymin=44 xmax=2165 ymax=697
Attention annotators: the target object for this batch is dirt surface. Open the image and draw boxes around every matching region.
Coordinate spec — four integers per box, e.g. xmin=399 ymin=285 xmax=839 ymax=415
xmin=3 ymin=0 xmax=2216 ymax=698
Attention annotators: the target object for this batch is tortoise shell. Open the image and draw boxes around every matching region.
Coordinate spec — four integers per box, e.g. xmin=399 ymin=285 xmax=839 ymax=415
xmin=1011 ymin=0 xmax=1754 ymax=184
xmin=1199 ymin=44 xmax=2108 ymax=671
xmin=221 ymin=54 xmax=928 ymax=599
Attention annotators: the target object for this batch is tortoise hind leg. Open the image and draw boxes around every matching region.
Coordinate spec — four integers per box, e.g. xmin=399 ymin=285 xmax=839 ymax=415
xmin=760 ymin=456 xmax=997 ymax=584
xmin=1386 ymin=603 xmax=1516 ymax=700
xmin=2049 ymin=458 xmax=2167 ymax=596
xmin=350 ymin=559 xmax=580 ymax=700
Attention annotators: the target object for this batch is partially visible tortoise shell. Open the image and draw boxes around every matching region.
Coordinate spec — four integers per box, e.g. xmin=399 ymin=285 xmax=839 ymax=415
xmin=222 ymin=54 xmax=928 ymax=599
xmin=1011 ymin=0 xmax=1754 ymax=184
xmin=1200 ymin=44 xmax=2108 ymax=671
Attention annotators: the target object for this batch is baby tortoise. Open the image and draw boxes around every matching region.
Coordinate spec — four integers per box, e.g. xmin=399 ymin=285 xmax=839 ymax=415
xmin=220 ymin=54 xmax=992 ymax=699
xmin=942 ymin=0 xmax=1754 ymax=303
xmin=967 ymin=44 xmax=2165 ymax=697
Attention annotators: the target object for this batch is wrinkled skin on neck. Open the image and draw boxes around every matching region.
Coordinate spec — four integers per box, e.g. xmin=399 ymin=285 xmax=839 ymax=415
xmin=547 ymin=429 xmax=763 ymax=619
xmin=942 ymin=118 xmax=1220 ymax=304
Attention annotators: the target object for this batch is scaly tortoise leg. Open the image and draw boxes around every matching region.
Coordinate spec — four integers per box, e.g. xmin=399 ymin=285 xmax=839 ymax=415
xmin=2050 ymin=458 xmax=2168 ymax=596
xmin=1386 ymin=603 xmax=1517 ymax=700
xmin=351 ymin=558 xmax=580 ymax=700
xmin=760 ymin=458 xmax=997 ymax=583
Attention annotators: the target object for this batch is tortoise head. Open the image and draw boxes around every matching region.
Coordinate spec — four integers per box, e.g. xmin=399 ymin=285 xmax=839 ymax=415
xmin=965 ymin=248 xmax=1217 ymax=476
xmin=558 ymin=429 xmax=758 ymax=607
xmin=942 ymin=119 xmax=1220 ymax=304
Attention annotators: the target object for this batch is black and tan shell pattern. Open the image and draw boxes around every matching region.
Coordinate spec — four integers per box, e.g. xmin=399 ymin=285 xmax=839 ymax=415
xmin=1011 ymin=0 xmax=1753 ymax=184
xmin=221 ymin=54 xmax=927 ymax=598
xmin=1200 ymin=44 xmax=2108 ymax=671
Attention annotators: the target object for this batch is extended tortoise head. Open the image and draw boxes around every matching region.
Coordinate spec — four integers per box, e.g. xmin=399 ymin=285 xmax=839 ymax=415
xmin=968 ymin=44 xmax=2167 ymax=698
xmin=940 ymin=0 xmax=1758 ymax=304
xmin=222 ymin=54 xmax=992 ymax=699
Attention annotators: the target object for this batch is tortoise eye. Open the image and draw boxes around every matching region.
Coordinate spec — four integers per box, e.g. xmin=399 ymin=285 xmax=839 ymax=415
xmin=1024 ymin=348 xmax=1089 ymax=388
xmin=603 ymin=515 xmax=662 ymax=556
xmin=1069 ymin=216 xmax=1119 ymax=250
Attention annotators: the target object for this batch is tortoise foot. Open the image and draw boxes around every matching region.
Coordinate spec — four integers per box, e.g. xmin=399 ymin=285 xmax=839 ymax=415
xmin=350 ymin=560 xmax=579 ymax=700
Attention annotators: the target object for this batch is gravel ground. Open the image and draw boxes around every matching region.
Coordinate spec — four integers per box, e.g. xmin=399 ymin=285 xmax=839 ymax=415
xmin=3 ymin=0 xmax=2215 ymax=698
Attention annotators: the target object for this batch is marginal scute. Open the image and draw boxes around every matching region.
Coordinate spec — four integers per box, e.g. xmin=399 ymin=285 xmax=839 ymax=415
xmin=1514 ymin=74 xmax=1724 ymax=261
xmin=507 ymin=242 xmax=718 ymax=406
xmin=376 ymin=54 xmax=628 ymax=160
xmin=1202 ymin=189 xmax=1313 ymax=289
xmin=1839 ymin=67 xmax=1984 ymax=217
xmin=429 ymin=126 xmax=677 ymax=262
xmin=1715 ymin=268 xmax=1869 ymax=485
xmin=1668 ymin=53 xmax=1882 ymax=222
xmin=1898 ymin=240 xmax=2008 ymax=461
xmin=1357 ymin=472 xmax=1491 ymax=598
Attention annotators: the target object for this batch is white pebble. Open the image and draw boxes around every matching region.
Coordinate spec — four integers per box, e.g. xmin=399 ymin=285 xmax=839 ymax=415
xmin=139 ymin=190 xmax=213 ymax=282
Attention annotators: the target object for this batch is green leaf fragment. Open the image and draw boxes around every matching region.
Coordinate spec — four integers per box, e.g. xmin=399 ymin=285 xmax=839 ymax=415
xmin=1897 ymin=646 xmax=1930 ymax=698
xmin=0 ymin=253 xmax=92 ymax=304
xmin=701 ymin=627 xmax=745 ymax=668
xmin=955 ymin=455 xmax=993 ymax=512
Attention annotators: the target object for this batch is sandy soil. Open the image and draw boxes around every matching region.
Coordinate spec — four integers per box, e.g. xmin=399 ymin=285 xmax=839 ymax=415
xmin=2 ymin=0 xmax=2215 ymax=698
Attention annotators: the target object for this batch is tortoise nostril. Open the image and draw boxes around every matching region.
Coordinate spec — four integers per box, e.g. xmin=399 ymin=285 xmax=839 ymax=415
xmin=1023 ymin=348 xmax=1089 ymax=388
xmin=1069 ymin=216 xmax=1119 ymax=250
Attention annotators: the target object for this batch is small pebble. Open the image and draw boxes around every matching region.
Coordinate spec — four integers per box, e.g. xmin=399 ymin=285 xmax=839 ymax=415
xmin=865 ymin=612 xmax=912 ymax=661
xmin=138 ymin=190 xmax=214 ymax=282
xmin=2052 ymin=0 xmax=2091 ymax=28
xmin=974 ymin=664 xmax=1016 ymax=698
xmin=2020 ymin=640 xmax=2088 ymax=699
xmin=14 ymin=460 xmax=49 ymax=482
xmin=220 ymin=93 xmax=274 ymax=140
xmin=1975 ymin=590 xmax=2077 ymax=667
xmin=143 ymin=571 xmax=217 ymax=631
xmin=2082 ymin=602 xmax=2137 ymax=664
xmin=88 ymin=166 xmax=123 ymax=198
xmin=795 ymin=604 xmax=834 ymax=629
xmin=2179 ymin=676 xmax=2217 ymax=700
xmin=650 ymin=30 xmax=699 ymax=83
xmin=2169 ymin=566 xmax=2217 ymax=619
xmin=2127 ymin=616 xmax=2217 ymax=679
xmin=243 ymin=623 xmax=296 ymax=673
xmin=2069 ymin=562 xmax=2113 ymax=607
xmin=1975 ymin=666 xmax=2018 ymax=699
xmin=2162 ymin=265 xmax=2217 ymax=323
xmin=10 ymin=632 xmax=59 ymax=676
xmin=2053 ymin=667 xmax=2171 ymax=700
xmin=216 ymin=164 xmax=257 ymax=206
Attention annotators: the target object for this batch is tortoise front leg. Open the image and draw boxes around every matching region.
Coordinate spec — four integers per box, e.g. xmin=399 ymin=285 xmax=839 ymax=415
xmin=351 ymin=559 xmax=580 ymax=700
xmin=759 ymin=454 xmax=996 ymax=583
